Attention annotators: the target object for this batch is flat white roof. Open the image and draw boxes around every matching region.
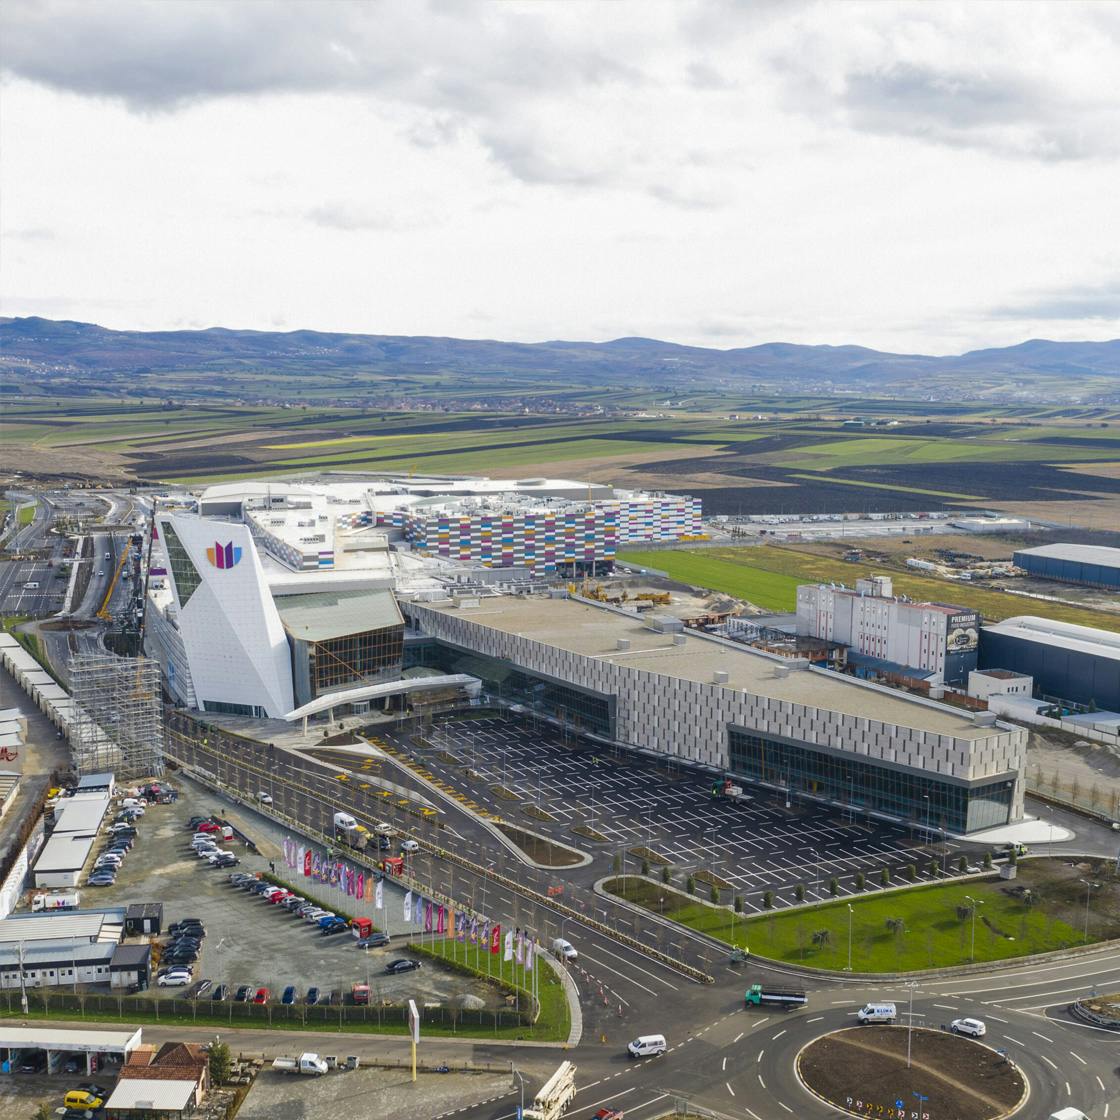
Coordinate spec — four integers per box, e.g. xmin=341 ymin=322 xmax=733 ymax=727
xmin=33 ymin=831 xmax=97 ymax=873
xmin=53 ymin=796 xmax=110 ymax=833
xmin=984 ymin=615 xmax=1120 ymax=660
xmin=1015 ymin=542 xmax=1120 ymax=567
xmin=106 ymin=1079 xmax=198 ymax=1110
xmin=0 ymin=1025 xmax=141 ymax=1051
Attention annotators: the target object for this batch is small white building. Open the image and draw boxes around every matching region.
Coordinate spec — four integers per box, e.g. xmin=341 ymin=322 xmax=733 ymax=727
xmin=32 ymin=832 xmax=97 ymax=888
xmin=968 ymin=669 xmax=1034 ymax=702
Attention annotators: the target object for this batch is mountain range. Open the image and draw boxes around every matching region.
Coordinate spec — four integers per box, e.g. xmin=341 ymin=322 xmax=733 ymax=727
xmin=1 ymin=316 xmax=1116 ymax=387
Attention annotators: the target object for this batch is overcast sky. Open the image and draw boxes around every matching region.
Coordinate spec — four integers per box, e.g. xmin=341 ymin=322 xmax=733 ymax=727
xmin=1 ymin=0 xmax=1118 ymax=353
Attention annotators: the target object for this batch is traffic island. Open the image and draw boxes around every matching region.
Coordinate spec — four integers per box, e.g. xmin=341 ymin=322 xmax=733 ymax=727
xmin=797 ymin=1026 xmax=1026 ymax=1120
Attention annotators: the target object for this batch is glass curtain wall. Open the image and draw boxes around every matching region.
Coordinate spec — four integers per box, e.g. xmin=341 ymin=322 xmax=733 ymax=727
xmin=728 ymin=727 xmax=1012 ymax=833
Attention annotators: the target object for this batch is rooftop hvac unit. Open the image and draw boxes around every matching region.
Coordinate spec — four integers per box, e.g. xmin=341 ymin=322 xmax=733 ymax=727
xmin=774 ymin=664 xmax=790 ymax=679
xmin=713 ymin=670 xmax=729 ymax=685
xmin=972 ymin=711 xmax=999 ymax=727
xmin=646 ymin=616 xmax=684 ymax=634
xmin=617 ymin=638 xmax=631 ymax=651
xmin=673 ymin=634 xmax=687 ymax=646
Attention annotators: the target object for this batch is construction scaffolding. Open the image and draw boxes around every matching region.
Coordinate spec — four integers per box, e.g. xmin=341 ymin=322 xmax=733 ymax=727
xmin=68 ymin=653 xmax=165 ymax=780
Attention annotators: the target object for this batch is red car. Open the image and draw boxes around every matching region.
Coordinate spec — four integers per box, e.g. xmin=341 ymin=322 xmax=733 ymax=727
xmin=268 ymin=890 xmax=292 ymax=904
xmin=252 ymin=987 xmax=270 ymax=1004
xmin=594 ymin=1110 xmax=624 ymax=1120
xmin=196 ymin=821 xmax=221 ymax=833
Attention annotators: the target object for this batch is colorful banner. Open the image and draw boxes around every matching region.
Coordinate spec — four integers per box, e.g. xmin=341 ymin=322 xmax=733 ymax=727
xmin=437 ymin=906 xmax=446 ymax=935
xmin=404 ymin=891 xmax=412 ymax=923
xmin=526 ymin=938 xmax=535 ymax=973
xmin=303 ymin=849 xmax=312 ymax=877
xmin=515 ymin=929 xmax=524 ymax=965
xmin=424 ymin=899 xmax=433 ymax=934
xmin=490 ymin=924 xmax=501 ymax=954
xmin=375 ymin=879 xmax=383 ymax=910
xmin=469 ymin=917 xmax=478 ymax=945
xmin=356 ymin=872 xmax=364 ymax=899
xmin=503 ymin=929 xmax=513 ymax=962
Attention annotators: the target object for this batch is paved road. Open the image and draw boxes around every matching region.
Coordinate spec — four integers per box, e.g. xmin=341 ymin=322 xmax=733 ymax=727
xmin=164 ymin=713 xmax=1119 ymax=1119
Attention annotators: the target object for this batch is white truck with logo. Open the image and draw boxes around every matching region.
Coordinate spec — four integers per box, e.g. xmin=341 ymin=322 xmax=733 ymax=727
xmin=32 ymin=890 xmax=81 ymax=912
xmin=271 ymin=1052 xmax=329 ymax=1076
xmin=523 ymin=1061 xmax=577 ymax=1120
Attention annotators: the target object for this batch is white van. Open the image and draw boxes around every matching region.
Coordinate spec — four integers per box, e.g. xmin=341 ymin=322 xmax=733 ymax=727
xmin=551 ymin=938 xmax=578 ymax=960
xmin=627 ymin=1034 xmax=667 ymax=1058
xmin=857 ymin=1002 xmax=897 ymax=1024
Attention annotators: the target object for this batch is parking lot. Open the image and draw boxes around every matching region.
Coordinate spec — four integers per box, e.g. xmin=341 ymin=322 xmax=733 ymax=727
xmin=398 ymin=716 xmax=964 ymax=911
xmin=66 ymin=777 xmax=509 ymax=1011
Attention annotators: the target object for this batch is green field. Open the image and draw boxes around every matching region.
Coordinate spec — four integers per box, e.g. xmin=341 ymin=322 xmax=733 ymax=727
xmin=619 ymin=544 xmax=1119 ymax=630
xmin=619 ymin=548 xmax=803 ymax=611
xmin=605 ymin=870 xmax=1104 ymax=973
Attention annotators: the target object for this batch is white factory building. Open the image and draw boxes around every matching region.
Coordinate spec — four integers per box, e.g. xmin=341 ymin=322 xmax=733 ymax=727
xmin=795 ymin=576 xmax=980 ymax=685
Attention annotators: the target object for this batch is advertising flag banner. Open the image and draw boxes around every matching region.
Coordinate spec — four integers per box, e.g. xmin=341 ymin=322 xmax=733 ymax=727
xmin=311 ymin=854 xmax=321 ymax=880
xmin=504 ymin=929 xmax=514 ymax=962
xmin=515 ymin=929 xmax=524 ymax=965
xmin=403 ymin=890 xmax=412 ymax=923
xmin=303 ymin=849 xmax=312 ymax=877
xmin=490 ymin=924 xmax=501 ymax=954
xmin=446 ymin=907 xmax=454 ymax=936
xmin=469 ymin=917 xmax=478 ymax=944
xmin=437 ymin=906 xmax=446 ymax=934
xmin=375 ymin=879 xmax=383 ymax=910
xmin=424 ymin=899 xmax=433 ymax=934
xmin=364 ymin=875 xmax=374 ymax=902
xmin=356 ymin=872 xmax=364 ymax=899
xmin=526 ymin=938 xmax=535 ymax=972
xmin=481 ymin=920 xmax=490 ymax=949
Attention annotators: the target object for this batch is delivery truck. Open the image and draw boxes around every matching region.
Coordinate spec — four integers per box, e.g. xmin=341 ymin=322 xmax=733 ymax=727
xmin=32 ymin=890 xmax=80 ymax=912
xmin=744 ymin=983 xmax=807 ymax=1010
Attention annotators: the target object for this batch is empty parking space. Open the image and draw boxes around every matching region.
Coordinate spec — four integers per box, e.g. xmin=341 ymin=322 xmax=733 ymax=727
xmin=402 ymin=717 xmax=958 ymax=911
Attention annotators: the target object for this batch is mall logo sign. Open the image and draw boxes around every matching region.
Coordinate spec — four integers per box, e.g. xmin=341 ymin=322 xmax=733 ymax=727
xmin=206 ymin=540 xmax=243 ymax=569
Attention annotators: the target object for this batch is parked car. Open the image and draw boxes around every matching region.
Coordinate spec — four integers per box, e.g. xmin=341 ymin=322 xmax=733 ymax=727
xmin=196 ymin=820 xmax=221 ymax=833
xmin=75 ymin=1083 xmax=108 ymax=1100
xmin=400 ymin=839 xmax=419 ymax=853
xmin=234 ymin=985 xmax=253 ymax=1002
xmin=229 ymin=873 xmax=253 ymax=886
xmin=281 ymin=985 xmax=297 ymax=1005
xmin=357 ymin=932 xmax=390 ymax=949
xmin=211 ymin=984 xmax=229 ymax=1002
xmin=257 ymin=792 xmax=273 ymax=805
xmin=385 ymin=959 xmax=421 ymax=975
xmin=305 ymin=986 xmax=320 ymax=1005
xmin=87 ymin=873 xmax=116 ymax=886
xmin=282 ymin=896 xmax=305 ymax=910
xmin=65 ymin=1090 xmax=105 ymax=1110
xmin=193 ymin=979 xmax=213 ymax=997
xmin=158 ymin=971 xmax=192 ymax=987
xmin=252 ymin=987 xmax=271 ymax=1004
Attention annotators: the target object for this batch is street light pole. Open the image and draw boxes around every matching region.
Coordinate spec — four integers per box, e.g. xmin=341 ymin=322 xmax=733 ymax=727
xmin=845 ymin=904 xmax=854 ymax=972
xmin=1079 ymin=880 xmax=1099 ymax=942
xmin=906 ymin=981 xmax=917 ymax=1069
xmin=965 ymin=895 xmax=984 ymax=962
xmin=512 ymin=1066 xmax=526 ymax=1119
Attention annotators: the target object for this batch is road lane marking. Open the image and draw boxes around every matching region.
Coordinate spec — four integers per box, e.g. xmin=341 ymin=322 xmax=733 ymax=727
xmin=757 ymin=1050 xmax=764 ymax=1063
xmin=1032 ymin=1030 xmax=1054 ymax=1043
xmin=1066 ymin=1082 xmax=1071 ymax=1096
xmin=1041 ymin=1056 xmax=1058 ymax=1070
xmin=726 ymin=1082 xmax=735 ymax=1096
xmin=1098 ymin=1077 xmax=1107 ymax=1092
xmin=779 ymin=1104 xmax=793 ymax=1114
xmin=807 ymin=1016 xmax=823 ymax=1023
xmin=1005 ymin=1036 xmax=1024 ymax=1046
xmin=1070 ymin=1052 xmax=1086 ymax=1064
xmin=772 ymin=1029 xmax=786 ymax=1040
xmin=933 ymin=1003 xmax=956 ymax=1010
xmin=577 ymin=952 xmax=659 ymax=997
xmin=722 ymin=1057 xmax=727 ymax=1071
xmin=733 ymin=1032 xmax=744 ymax=1043
xmin=758 ymin=1074 xmax=766 ymax=1090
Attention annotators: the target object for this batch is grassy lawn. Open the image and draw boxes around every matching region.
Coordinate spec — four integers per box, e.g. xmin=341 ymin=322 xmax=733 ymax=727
xmin=409 ymin=936 xmax=570 ymax=1041
xmin=618 ymin=549 xmax=803 ymax=611
xmin=623 ymin=544 xmax=1119 ymax=629
xmin=605 ymin=870 xmax=1101 ymax=973
xmin=17 ymin=503 xmax=36 ymax=526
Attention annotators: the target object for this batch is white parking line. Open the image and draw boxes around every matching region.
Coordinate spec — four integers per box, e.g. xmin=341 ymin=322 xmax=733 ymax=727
xmin=726 ymin=1082 xmax=735 ymax=1096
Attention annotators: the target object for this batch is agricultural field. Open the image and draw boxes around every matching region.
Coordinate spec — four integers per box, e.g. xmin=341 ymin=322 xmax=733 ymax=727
xmin=618 ymin=543 xmax=1120 ymax=630
xmin=4 ymin=396 xmax=1120 ymax=534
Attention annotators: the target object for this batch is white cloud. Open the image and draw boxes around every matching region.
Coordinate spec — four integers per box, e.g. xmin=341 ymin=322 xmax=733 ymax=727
xmin=1 ymin=0 xmax=1117 ymax=351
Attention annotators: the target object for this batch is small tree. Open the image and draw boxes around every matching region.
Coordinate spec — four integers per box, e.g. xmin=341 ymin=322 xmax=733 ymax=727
xmin=734 ymin=895 xmax=744 ymax=914
xmin=957 ymin=855 xmax=968 ymax=873
xmin=794 ymin=884 xmax=805 ymax=903
xmin=661 ymin=865 xmax=671 ymax=885
xmin=686 ymin=873 xmax=696 ymax=894
xmin=1007 ymin=849 xmax=1018 ymax=867
xmin=927 ymin=858 xmax=938 ymax=878
xmin=811 ymin=929 xmax=831 ymax=948
xmin=880 ymin=867 xmax=891 ymax=887
xmin=983 ymin=851 xmax=993 ymax=870
xmin=855 ymin=871 xmax=866 ymax=891
xmin=641 ymin=858 xmax=651 ymax=877
xmin=208 ymin=1040 xmax=232 ymax=1086
xmin=829 ymin=876 xmax=839 ymax=897
xmin=906 ymin=863 xmax=917 ymax=882
xmin=886 ymin=917 xmax=905 ymax=935
xmin=762 ymin=890 xmax=774 ymax=909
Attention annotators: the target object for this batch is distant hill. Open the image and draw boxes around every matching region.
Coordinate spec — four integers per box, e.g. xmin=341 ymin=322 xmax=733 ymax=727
xmin=1 ymin=316 xmax=1116 ymax=387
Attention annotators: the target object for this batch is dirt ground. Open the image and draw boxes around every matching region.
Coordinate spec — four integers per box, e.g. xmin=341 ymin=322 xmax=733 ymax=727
xmin=1026 ymin=728 xmax=1120 ymax=819
xmin=798 ymin=1026 xmax=1023 ymax=1120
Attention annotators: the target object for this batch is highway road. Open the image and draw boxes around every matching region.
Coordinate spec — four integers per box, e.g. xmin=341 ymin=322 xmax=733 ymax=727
xmin=164 ymin=713 xmax=1120 ymax=1120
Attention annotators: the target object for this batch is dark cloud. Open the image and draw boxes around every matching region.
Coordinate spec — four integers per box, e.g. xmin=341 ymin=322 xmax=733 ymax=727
xmin=990 ymin=280 xmax=1120 ymax=321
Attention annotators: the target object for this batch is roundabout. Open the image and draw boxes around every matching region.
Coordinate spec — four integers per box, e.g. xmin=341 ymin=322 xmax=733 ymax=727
xmin=797 ymin=1025 xmax=1027 ymax=1120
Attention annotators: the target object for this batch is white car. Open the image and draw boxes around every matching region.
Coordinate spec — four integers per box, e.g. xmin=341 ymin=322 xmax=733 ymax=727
xmin=950 ymin=1017 xmax=987 ymax=1038
xmin=551 ymin=938 xmax=578 ymax=960
xmin=400 ymin=840 xmax=419 ymax=853
xmin=257 ymin=792 xmax=273 ymax=805
xmin=158 ymin=971 xmax=192 ymax=987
